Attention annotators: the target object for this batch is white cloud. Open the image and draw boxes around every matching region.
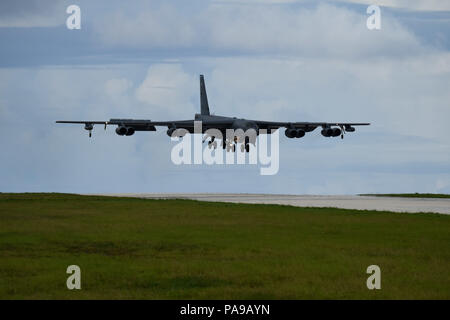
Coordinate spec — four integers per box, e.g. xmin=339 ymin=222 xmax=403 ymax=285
xmin=206 ymin=53 xmax=450 ymax=143
xmin=223 ymin=0 xmax=450 ymax=11
xmin=95 ymin=3 xmax=422 ymax=59
xmin=0 ymin=0 xmax=66 ymax=28
xmin=342 ymin=0 xmax=450 ymax=11
xmin=1 ymin=0 xmax=449 ymax=194
xmin=95 ymin=4 xmax=196 ymax=48
xmin=135 ymin=64 xmax=197 ymax=117
xmin=1 ymin=56 xmax=449 ymax=194
xmin=105 ymin=78 xmax=133 ymax=97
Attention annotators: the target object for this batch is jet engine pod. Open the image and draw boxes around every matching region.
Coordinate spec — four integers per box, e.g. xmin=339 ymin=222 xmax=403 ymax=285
xmin=345 ymin=125 xmax=356 ymax=132
xmin=285 ymin=128 xmax=297 ymax=138
xmin=332 ymin=128 xmax=342 ymax=137
xmin=295 ymin=129 xmax=305 ymax=138
xmin=116 ymin=126 xmax=127 ymax=136
xmin=321 ymin=128 xmax=334 ymax=137
xmin=176 ymin=129 xmax=188 ymax=138
xmin=125 ymin=127 xmax=135 ymax=136
xmin=84 ymin=123 xmax=93 ymax=131
xmin=166 ymin=127 xmax=176 ymax=137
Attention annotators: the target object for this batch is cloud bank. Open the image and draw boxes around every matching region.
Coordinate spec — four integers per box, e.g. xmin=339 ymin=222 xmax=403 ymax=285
xmin=0 ymin=1 xmax=449 ymax=194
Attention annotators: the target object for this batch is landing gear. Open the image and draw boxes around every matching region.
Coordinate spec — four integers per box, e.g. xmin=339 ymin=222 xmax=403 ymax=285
xmin=208 ymin=140 xmax=217 ymax=149
xmin=340 ymin=125 xmax=346 ymax=139
xmin=223 ymin=136 xmax=251 ymax=153
xmin=241 ymin=136 xmax=250 ymax=153
xmin=207 ymin=136 xmax=217 ymax=149
xmin=240 ymin=143 xmax=250 ymax=152
xmin=226 ymin=143 xmax=235 ymax=152
xmin=84 ymin=123 xmax=94 ymax=138
xmin=206 ymin=135 xmax=252 ymax=153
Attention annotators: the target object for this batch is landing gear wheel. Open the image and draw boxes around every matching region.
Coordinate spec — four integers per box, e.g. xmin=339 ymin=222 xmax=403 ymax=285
xmin=245 ymin=144 xmax=250 ymax=153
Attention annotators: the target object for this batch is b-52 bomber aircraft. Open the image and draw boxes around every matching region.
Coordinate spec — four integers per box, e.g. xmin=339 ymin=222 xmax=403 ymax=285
xmin=56 ymin=75 xmax=369 ymax=152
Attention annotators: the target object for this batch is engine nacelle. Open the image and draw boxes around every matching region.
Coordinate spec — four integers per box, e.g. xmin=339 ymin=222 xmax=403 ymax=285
xmin=285 ymin=128 xmax=297 ymax=138
xmin=125 ymin=127 xmax=135 ymax=136
xmin=321 ymin=128 xmax=333 ymax=137
xmin=176 ymin=130 xmax=188 ymax=138
xmin=167 ymin=127 xmax=176 ymax=137
xmin=295 ymin=130 xmax=305 ymax=138
xmin=332 ymin=128 xmax=341 ymax=137
xmin=345 ymin=125 xmax=355 ymax=132
xmin=116 ymin=126 xmax=127 ymax=136
xmin=321 ymin=128 xmax=342 ymax=137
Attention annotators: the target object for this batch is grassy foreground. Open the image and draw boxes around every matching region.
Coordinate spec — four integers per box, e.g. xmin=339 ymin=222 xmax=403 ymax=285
xmin=0 ymin=193 xmax=449 ymax=299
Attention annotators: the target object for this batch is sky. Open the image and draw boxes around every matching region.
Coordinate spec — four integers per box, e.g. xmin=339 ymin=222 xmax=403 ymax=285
xmin=0 ymin=0 xmax=449 ymax=194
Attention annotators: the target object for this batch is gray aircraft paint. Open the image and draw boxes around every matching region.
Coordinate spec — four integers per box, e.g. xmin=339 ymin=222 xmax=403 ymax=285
xmin=56 ymin=75 xmax=370 ymax=148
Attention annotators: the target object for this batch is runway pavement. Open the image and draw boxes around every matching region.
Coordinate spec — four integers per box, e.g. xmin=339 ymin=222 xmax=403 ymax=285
xmin=95 ymin=193 xmax=450 ymax=214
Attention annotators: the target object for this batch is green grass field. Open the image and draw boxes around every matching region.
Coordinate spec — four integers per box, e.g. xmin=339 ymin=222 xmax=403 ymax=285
xmin=0 ymin=193 xmax=449 ymax=299
xmin=361 ymin=193 xmax=450 ymax=199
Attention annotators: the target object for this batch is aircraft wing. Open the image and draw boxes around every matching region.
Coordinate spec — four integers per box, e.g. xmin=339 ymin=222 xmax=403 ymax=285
xmin=56 ymin=118 xmax=369 ymax=138
xmin=254 ymin=120 xmax=370 ymax=131
xmin=55 ymin=118 xmax=236 ymax=137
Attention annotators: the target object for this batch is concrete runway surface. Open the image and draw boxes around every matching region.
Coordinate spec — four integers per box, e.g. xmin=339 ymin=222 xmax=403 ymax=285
xmin=95 ymin=194 xmax=450 ymax=215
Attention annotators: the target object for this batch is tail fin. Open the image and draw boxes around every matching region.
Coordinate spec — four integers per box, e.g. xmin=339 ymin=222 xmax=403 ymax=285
xmin=200 ymin=74 xmax=210 ymax=115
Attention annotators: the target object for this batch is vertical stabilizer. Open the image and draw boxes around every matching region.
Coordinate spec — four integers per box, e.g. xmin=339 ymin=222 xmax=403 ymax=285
xmin=200 ymin=74 xmax=210 ymax=115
